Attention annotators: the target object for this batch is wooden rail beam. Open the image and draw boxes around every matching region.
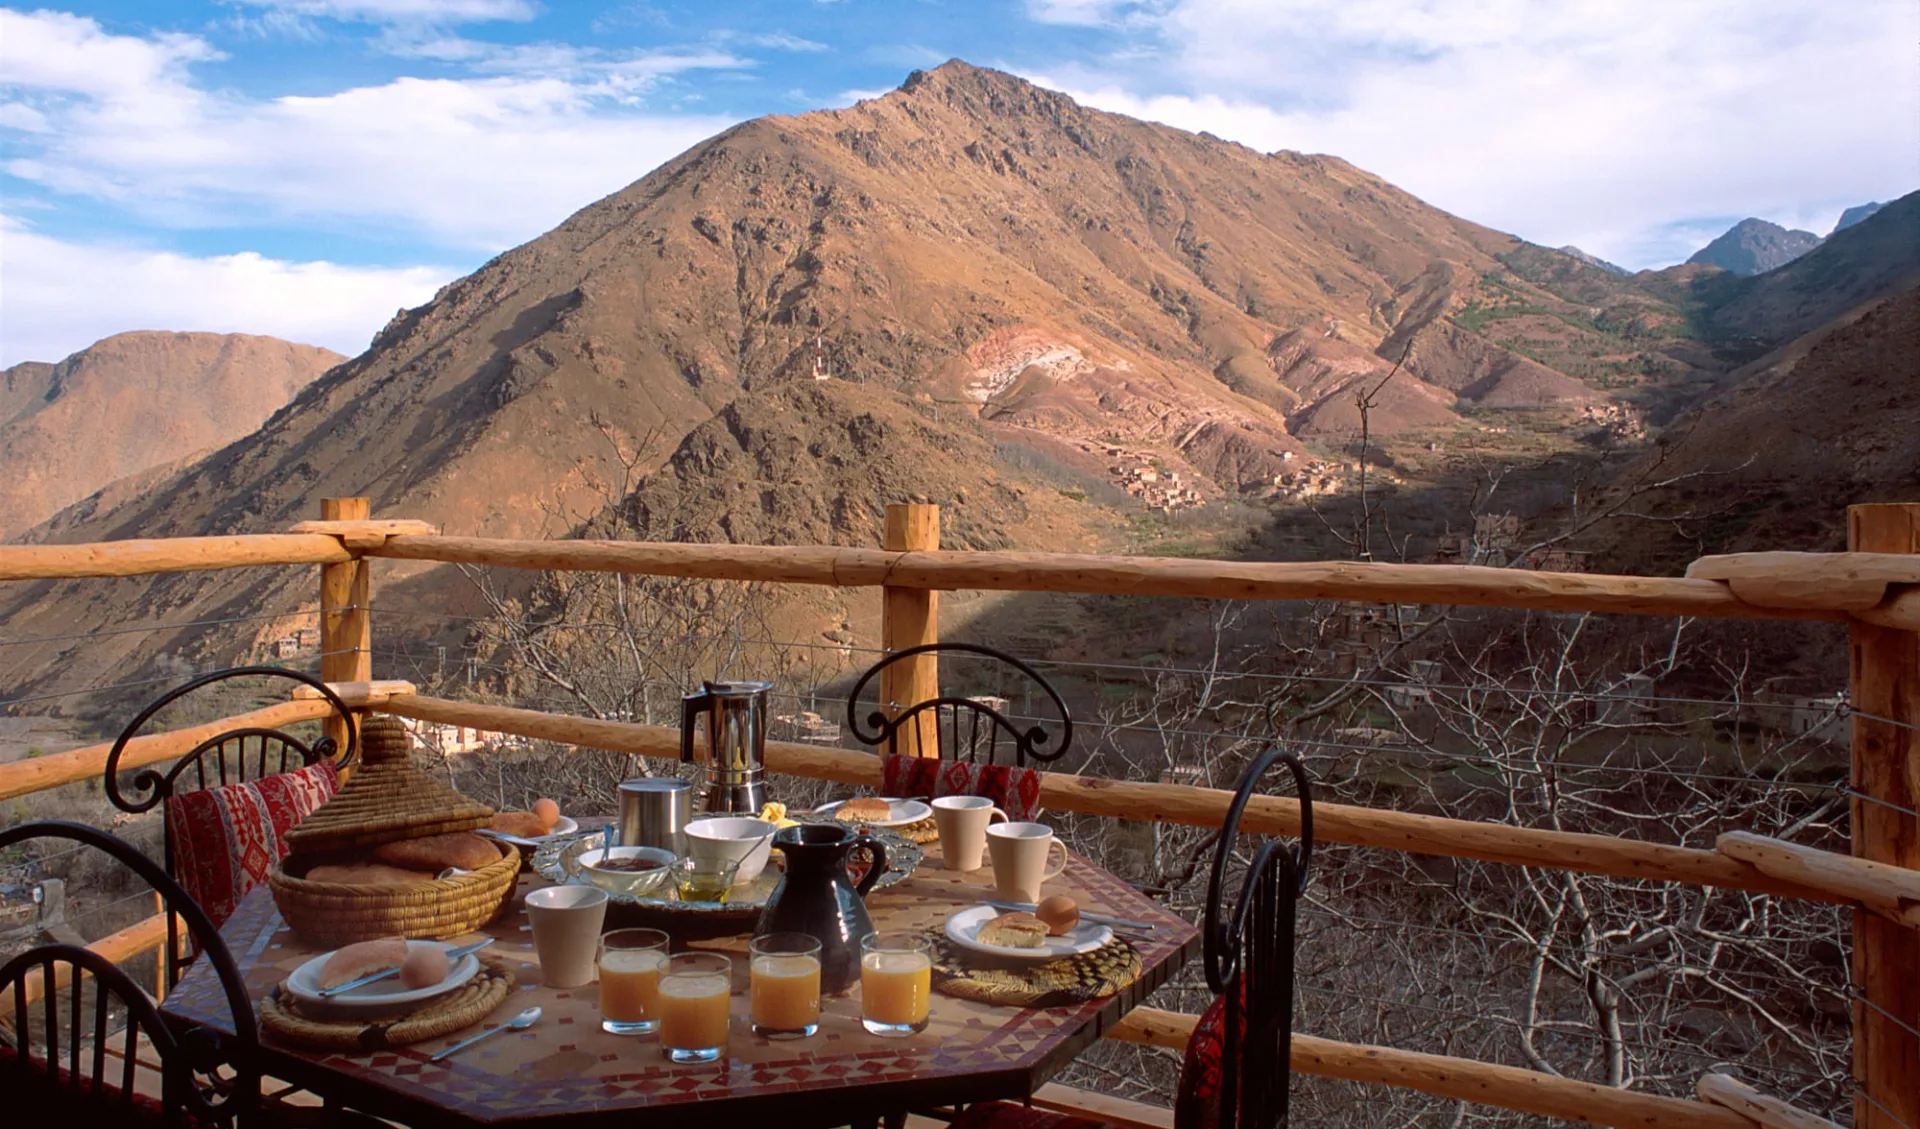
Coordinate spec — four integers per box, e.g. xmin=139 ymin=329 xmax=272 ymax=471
xmin=319 ymin=498 xmax=374 ymax=757
xmin=1717 ymin=831 xmax=1920 ymax=927
xmin=0 ymin=912 xmax=170 ymax=1020
xmin=361 ymin=535 xmax=1853 ymax=622
xmin=882 ymin=503 xmax=941 ymax=757
xmin=375 ymin=694 xmax=1841 ymax=904
xmin=1697 ymin=1074 xmax=1842 ymax=1129
xmin=1845 ymin=503 xmax=1920 ymax=1129
xmin=0 ymin=535 xmax=353 ymax=580
xmin=1106 ymin=1008 xmax=1753 ymax=1128
xmin=0 ymin=699 xmax=336 ymax=802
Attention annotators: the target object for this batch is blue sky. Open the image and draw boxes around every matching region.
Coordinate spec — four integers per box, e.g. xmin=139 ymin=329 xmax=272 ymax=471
xmin=2 ymin=0 xmax=1915 ymax=366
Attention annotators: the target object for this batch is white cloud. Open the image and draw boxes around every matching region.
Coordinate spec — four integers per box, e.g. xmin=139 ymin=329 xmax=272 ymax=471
xmin=0 ymin=216 xmax=455 ymax=366
xmin=1025 ymin=0 xmax=1920 ymax=268
xmin=0 ymin=10 xmax=740 ymax=250
xmin=237 ymin=0 xmax=538 ymax=24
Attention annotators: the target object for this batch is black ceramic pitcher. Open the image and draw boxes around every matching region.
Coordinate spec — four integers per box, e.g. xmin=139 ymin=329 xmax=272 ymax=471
xmin=754 ymin=823 xmax=888 ymax=994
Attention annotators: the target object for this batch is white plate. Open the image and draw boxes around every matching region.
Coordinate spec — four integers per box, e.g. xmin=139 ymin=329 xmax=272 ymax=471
xmin=286 ymin=941 xmax=480 ymax=1013
xmin=530 ymin=816 xmax=579 ymax=842
xmin=811 ymin=798 xmax=933 ymax=828
xmin=943 ymin=905 xmax=1112 ymax=963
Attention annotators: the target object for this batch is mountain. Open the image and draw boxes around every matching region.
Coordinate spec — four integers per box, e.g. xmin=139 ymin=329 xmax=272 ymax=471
xmin=1558 ymin=245 xmax=1627 ymax=274
xmin=0 ymin=62 xmax=1782 ymax=699
xmin=1660 ymin=192 xmax=1920 ymax=353
xmin=1833 ymin=202 xmax=1885 ymax=234
xmin=0 ymin=332 xmax=342 ymax=541
xmin=1591 ymin=284 xmax=1920 ymax=573
xmin=1686 ymin=218 xmax=1823 ymax=275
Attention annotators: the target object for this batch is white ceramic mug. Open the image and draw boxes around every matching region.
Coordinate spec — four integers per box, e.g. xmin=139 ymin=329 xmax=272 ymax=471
xmin=986 ymin=821 xmax=1068 ymax=903
xmin=931 ymin=795 xmax=1008 ymax=872
xmin=525 ymin=884 xmax=609 ymax=988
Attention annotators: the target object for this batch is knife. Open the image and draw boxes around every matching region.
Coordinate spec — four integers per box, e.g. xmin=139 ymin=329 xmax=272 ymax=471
xmin=980 ymin=900 xmax=1158 ymax=932
xmin=318 ymin=938 xmax=495 ymax=998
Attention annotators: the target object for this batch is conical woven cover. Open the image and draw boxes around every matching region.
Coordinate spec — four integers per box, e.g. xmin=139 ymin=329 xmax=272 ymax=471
xmin=284 ymin=715 xmax=494 ymax=852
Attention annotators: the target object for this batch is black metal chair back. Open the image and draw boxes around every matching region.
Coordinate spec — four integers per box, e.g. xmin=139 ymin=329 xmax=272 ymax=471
xmin=846 ymin=643 xmax=1074 ymax=767
xmin=104 ymin=666 xmax=358 ymax=912
xmin=1203 ymin=747 xmax=1314 ymax=1129
xmin=0 ymin=820 xmax=259 ymax=1127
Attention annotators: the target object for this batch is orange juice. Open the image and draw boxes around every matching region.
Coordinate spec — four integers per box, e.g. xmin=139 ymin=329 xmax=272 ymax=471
xmin=750 ymin=954 xmax=821 ymax=1034
xmin=599 ymin=949 xmax=665 ymax=1028
xmin=860 ymin=950 xmax=931 ymax=1028
xmin=657 ymin=971 xmax=731 ymax=1060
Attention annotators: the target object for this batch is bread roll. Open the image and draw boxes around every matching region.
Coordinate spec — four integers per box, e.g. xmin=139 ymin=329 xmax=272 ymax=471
xmin=977 ymin=912 xmax=1048 ymax=949
xmin=305 ymin=862 xmax=437 ymax=887
xmin=835 ymin=797 xmax=892 ymax=823
xmin=319 ymin=936 xmax=408 ymax=989
xmin=532 ymin=798 xmax=561 ymax=830
xmin=400 ymin=945 xmax=450 ymax=989
xmin=375 ymin=832 xmax=500 ymax=872
xmin=489 ymin=812 xmax=549 ymax=838
xmin=1035 ymin=894 xmax=1080 ymax=937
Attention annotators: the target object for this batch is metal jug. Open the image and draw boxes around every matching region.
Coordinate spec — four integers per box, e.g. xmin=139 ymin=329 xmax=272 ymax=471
xmin=680 ymin=680 xmax=772 ymax=814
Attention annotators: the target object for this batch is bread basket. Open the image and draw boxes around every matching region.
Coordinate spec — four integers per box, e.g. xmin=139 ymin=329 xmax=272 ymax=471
xmin=270 ymin=715 xmax=517 ymax=944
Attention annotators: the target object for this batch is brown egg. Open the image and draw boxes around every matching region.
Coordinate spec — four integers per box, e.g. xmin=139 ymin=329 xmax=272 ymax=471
xmin=1035 ymin=894 xmax=1080 ymax=937
xmin=532 ymin=797 xmax=561 ymax=831
xmin=400 ymin=944 xmax=450 ymax=990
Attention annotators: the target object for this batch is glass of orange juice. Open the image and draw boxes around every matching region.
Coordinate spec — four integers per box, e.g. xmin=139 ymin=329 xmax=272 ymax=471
xmin=656 ymin=952 xmax=734 ymax=1063
xmin=859 ymin=932 xmax=932 ymax=1037
xmin=749 ymin=933 xmax=822 ymax=1039
xmin=597 ymin=928 xmax=669 ymax=1035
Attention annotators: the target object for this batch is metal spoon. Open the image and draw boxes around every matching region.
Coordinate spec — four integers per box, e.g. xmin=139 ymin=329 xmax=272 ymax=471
xmin=429 ymin=1006 xmax=542 ymax=1062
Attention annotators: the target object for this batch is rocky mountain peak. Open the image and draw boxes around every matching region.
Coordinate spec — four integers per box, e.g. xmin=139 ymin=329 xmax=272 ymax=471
xmin=1687 ymin=217 xmax=1823 ymax=275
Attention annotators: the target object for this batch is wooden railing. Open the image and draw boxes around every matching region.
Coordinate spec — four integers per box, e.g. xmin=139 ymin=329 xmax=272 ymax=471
xmin=2 ymin=499 xmax=1914 ymax=1129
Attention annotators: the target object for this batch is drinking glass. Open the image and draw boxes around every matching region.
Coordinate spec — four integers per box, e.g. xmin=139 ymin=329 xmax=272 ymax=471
xmin=749 ymin=933 xmax=822 ymax=1039
xmin=656 ymin=952 xmax=734 ymax=1063
xmin=859 ymin=932 xmax=932 ymax=1037
xmin=597 ymin=928 xmax=669 ymax=1035
xmin=672 ymin=855 xmax=741 ymax=903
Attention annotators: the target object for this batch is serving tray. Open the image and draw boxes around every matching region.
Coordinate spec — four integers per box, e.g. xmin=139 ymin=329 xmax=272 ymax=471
xmin=530 ymin=814 xmax=922 ymax=925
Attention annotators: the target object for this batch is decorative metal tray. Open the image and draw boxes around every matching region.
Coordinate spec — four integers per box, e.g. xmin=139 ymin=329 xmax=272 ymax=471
xmin=530 ymin=814 xmax=923 ymax=923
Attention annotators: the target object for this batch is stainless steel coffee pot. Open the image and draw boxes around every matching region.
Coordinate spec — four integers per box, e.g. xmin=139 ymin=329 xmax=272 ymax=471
xmin=680 ymin=680 xmax=772 ymax=814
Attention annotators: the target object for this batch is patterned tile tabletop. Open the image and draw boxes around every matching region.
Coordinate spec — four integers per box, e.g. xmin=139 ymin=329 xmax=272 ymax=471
xmin=165 ymin=836 xmax=1198 ymax=1128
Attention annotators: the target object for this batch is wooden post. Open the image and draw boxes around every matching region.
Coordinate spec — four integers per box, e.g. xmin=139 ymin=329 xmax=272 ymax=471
xmin=319 ymin=497 xmax=373 ymax=757
xmin=881 ymin=503 xmax=940 ymax=756
xmin=1846 ymin=503 xmax=1919 ymax=1129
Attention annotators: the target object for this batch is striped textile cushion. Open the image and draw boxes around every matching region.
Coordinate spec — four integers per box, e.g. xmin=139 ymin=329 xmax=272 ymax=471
xmin=165 ymin=760 xmax=338 ymax=926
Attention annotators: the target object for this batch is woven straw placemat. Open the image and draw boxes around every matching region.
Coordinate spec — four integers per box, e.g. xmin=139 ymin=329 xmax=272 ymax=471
xmin=929 ymin=933 xmax=1143 ymax=1009
xmin=261 ymin=953 xmax=516 ymax=1052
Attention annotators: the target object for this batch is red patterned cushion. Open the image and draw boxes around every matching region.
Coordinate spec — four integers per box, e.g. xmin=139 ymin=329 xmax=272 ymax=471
xmin=166 ymin=760 xmax=338 ymax=926
xmin=882 ymin=755 xmax=1043 ymax=821
xmin=1175 ymin=993 xmax=1232 ymax=1129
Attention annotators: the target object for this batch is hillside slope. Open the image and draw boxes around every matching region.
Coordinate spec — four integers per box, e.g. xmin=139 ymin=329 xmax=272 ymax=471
xmin=0 ymin=62 xmax=1745 ymax=699
xmin=1592 ymin=285 xmax=1920 ymax=572
xmin=0 ymin=332 xmax=341 ymax=540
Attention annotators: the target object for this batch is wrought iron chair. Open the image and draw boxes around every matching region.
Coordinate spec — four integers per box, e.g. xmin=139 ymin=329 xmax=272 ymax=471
xmin=0 ymin=820 xmax=259 ymax=1127
xmin=104 ymin=666 xmax=358 ymax=937
xmin=845 ymin=643 xmax=1074 ymax=767
xmin=950 ymin=746 xmax=1314 ymax=1129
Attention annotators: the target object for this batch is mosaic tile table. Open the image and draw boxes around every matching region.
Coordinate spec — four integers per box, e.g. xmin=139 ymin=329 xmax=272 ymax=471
xmin=164 ymin=841 xmax=1198 ymax=1128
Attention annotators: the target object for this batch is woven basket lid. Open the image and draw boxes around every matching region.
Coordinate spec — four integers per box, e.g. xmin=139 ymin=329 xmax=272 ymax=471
xmin=284 ymin=715 xmax=494 ymax=853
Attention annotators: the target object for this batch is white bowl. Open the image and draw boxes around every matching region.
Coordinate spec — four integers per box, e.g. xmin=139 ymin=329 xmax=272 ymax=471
xmin=684 ymin=817 xmax=777 ymax=884
xmin=573 ymin=845 xmax=676 ymax=896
